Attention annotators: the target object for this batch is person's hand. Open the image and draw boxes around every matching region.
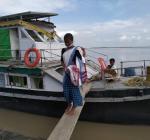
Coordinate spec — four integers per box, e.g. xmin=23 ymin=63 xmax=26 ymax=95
xmin=65 ymin=68 xmax=70 ymax=74
xmin=81 ymin=47 xmax=86 ymax=57
xmin=85 ymin=79 xmax=91 ymax=83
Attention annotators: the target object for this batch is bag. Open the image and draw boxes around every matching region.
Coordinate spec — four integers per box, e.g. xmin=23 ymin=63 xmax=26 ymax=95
xmin=66 ymin=46 xmax=87 ymax=86
xmin=77 ymin=58 xmax=87 ymax=84
xmin=67 ymin=65 xmax=79 ymax=86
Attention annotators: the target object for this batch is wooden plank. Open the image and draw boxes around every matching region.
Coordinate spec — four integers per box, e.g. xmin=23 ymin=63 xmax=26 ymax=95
xmin=47 ymin=83 xmax=91 ymax=140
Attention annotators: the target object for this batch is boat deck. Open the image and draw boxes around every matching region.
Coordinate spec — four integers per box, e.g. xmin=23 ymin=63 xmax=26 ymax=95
xmin=0 ymin=59 xmax=61 ymax=69
xmin=91 ymin=76 xmax=150 ymax=91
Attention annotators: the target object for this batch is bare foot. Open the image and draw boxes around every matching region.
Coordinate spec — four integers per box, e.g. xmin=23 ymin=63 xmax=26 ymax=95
xmin=67 ymin=107 xmax=76 ymax=116
xmin=65 ymin=104 xmax=72 ymax=114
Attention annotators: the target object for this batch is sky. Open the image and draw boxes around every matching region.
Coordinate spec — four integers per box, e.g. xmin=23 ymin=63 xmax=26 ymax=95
xmin=1 ymin=0 xmax=150 ymax=47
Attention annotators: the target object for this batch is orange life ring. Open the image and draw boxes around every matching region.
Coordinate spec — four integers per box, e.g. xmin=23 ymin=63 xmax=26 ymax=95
xmin=24 ymin=48 xmax=41 ymax=67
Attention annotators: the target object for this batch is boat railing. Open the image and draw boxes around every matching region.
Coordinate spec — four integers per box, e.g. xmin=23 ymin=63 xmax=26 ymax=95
xmin=86 ymin=48 xmax=108 ymax=61
xmin=85 ymin=48 xmax=108 ymax=72
xmin=0 ymin=49 xmax=61 ymax=67
xmin=85 ymin=48 xmax=150 ymax=77
xmin=114 ymin=66 xmax=144 ymax=77
xmin=0 ymin=49 xmax=149 ymax=78
xmin=120 ymin=60 xmax=150 ymax=76
xmin=39 ymin=49 xmax=61 ymax=66
xmin=0 ymin=49 xmax=21 ymax=61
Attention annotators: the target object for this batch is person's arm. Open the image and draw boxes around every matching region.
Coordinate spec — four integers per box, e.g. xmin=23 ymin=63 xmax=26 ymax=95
xmin=72 ymin=50 xmax=82 ymax=64
xmin=74 ymin=48 xmax=89 ymax=83
xmin=61 ymin=48 xmax=66 ymax=69
xmin=111 ymin=65 xmax=118 ymax=74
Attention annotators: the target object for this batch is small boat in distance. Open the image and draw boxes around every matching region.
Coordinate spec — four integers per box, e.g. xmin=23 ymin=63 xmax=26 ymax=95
xmin=0 ymin=11 xmax=150 ymax=125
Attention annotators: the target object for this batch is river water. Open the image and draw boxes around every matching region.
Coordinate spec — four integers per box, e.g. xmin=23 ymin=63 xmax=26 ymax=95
xmin=0 ymin=108 xmax=150 ymax=140
xmin=87 ymin=47 xmax=150 ymax=66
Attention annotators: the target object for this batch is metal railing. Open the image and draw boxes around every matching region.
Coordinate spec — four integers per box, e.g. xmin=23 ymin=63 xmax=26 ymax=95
xmin=0 ymin=49 xmax=61 ymax=67
xmin=0 ymin=49 xmax=149 ymax=78
xmin=120 ymin=60 xmax=150 ymax=76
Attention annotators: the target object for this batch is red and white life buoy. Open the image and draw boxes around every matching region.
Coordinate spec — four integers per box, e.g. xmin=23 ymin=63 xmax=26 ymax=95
xmin=24 ymin=48 xmax=41 ymax=67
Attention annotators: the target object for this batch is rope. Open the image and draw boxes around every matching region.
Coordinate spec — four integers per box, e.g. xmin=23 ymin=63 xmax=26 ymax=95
xmin=123 ymin=77 xmax=145 ymax=87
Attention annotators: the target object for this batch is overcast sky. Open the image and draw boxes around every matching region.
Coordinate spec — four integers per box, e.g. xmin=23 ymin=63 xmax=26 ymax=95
xmin=1 ymin=0 xmax=150 ymax=47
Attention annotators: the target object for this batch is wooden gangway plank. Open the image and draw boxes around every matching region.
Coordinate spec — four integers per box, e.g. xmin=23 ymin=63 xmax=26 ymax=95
xmin=47 ymin=83 xmax=91 ymax=140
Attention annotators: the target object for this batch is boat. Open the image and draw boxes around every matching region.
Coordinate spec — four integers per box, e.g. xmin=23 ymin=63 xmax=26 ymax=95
xmin=0 ymin=11 xmax=150 ymax=125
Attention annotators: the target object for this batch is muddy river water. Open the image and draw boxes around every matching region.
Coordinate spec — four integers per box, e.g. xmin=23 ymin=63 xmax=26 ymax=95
xmin=0 ymin=108 xmax=150 ymax=140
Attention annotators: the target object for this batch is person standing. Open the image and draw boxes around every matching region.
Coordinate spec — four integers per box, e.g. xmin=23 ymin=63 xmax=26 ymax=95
xmin=61 ymin=33 xmax=87 ymax=115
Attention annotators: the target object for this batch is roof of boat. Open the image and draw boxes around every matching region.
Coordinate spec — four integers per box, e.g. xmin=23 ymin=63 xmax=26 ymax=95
xmin=0 ymin=11 xmax=58 ymax=21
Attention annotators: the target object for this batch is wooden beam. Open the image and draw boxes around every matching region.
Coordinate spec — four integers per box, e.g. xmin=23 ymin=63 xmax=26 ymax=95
xmin=47 ymin=83 xmax=91 ymax=140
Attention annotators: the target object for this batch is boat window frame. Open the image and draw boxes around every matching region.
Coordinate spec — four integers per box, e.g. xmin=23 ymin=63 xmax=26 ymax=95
xmin=0 ymin=72 xmax=5 ymax=87
xmin=26 ymin=29 xmax=43 ymax=42
xmin=33 ymin=31 xmax=45 ymax=42
xmin=30 ymin=75 xmax=44 ymax=89
xmin=6 ymin=73 xmax=29 ymax=89
xmin=20 ymin=28 xmax=33 ymax=41
xmin=20 ymin=30 xmax=28 ymax=38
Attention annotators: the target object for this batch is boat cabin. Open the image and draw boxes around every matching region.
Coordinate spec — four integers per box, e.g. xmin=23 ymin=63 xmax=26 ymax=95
xmin=0 ymin=12 xmax=67 ymax=92
xmin=0 ymin=11 xmax=64 ymax=62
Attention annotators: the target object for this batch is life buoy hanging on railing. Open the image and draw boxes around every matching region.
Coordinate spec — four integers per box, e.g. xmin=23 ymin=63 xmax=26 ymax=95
xmin=24 ymin=48 xmax=41 ymax=67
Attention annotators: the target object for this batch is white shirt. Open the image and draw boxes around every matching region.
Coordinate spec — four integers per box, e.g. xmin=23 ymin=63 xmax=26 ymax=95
xmin=111 ymin=65 xmax=117 ymax=73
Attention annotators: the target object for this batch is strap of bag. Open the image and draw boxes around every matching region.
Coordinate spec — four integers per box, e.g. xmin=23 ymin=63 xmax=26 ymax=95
xmin=67 ymin=46 xmax=78 ymax=66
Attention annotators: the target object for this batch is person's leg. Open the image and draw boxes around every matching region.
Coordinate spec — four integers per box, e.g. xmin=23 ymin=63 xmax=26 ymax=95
xmin=67 ymin=106 xmax=76 ymax=115
xmin=65 ymin=103 xmax=73 ymax=113
xmin=63 ymin=75 xmax=73 ymax=114
xmin=67 ymin=86 xmax=83 ymax=115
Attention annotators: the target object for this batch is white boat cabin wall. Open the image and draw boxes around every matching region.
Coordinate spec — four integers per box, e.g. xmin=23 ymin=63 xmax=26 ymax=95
xmin=0 ymin=71 xmax=63 ymax=92
xmin=8 ymin=26 xmax=64 ymax=63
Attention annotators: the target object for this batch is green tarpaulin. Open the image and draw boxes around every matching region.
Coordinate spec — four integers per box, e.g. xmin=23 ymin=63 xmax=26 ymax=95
xmin=0 ymin=29 xmax=11 ymax=60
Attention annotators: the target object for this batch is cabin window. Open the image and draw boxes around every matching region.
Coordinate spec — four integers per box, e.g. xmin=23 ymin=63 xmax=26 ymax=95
xmin=30 ymin=77 xmax=43 ymax=89
xmin=26 ymin=30 xmax=42 ymax=42
xmin=21 ymin=30 xmax=28 ymax=38
xmin=38 ymin=32 xmax=44 ymax=38
xmin=0 ymin=74 xmax=5 ymax=87
xmin=8 ymin=75 xmax=27 ymax=88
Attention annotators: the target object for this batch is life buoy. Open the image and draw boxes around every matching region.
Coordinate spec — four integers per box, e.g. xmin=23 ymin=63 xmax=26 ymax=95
xmin=24 ymin=48 xmax=41 ymax=67
xmin=97 ymin=57 xmax=107 ymax=71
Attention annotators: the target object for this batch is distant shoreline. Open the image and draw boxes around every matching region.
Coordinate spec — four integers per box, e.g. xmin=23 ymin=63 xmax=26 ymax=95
xmin=87 ymin=46 xmax=150 ymax=49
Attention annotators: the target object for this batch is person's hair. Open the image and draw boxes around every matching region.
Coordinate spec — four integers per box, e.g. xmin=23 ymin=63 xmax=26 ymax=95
xmin=110 ymin=58 xmax=115 ymax=62
xmin=64 ymin=33 xmax=73 ymax=41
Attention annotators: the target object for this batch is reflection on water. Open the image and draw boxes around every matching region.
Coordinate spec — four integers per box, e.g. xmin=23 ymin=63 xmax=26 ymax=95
xmin=0 ymin=108 xmax=150 ymax=140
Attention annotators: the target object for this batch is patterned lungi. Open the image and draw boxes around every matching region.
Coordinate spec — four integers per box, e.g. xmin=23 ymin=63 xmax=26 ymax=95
xmin=63 ymin=73 xmax=83 ymax=107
